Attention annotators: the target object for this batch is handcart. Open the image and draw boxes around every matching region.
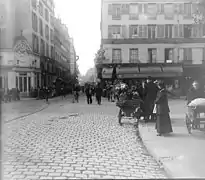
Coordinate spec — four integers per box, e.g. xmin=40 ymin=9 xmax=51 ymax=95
xmin=116 ymin=99 xmax=142 ymax=127
xmin=185 ymin=105 xmax=205 ymax=134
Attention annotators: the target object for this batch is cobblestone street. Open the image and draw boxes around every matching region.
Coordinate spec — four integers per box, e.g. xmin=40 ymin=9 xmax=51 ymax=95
xmin=3 ymin=98 xmax=167 ymax=179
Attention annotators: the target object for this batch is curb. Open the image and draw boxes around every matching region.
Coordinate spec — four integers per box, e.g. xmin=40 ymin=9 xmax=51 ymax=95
xmin=138 ymin=124 xmax=174 ymax=178
xmin=4 ymin=96 xmax=74 ymax=123
xmin=5 ymin=103 xmax=49 ymax=123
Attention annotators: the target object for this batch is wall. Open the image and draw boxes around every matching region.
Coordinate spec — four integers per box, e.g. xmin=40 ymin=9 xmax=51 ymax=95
xmin=102 ymin=43 xmax=204 ymax=64
xmin=101 ymin=1 xmax=193 ymax=39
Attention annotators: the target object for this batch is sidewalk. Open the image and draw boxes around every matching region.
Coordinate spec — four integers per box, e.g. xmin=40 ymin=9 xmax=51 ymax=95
xmin=139 ymin=100 xmax=205 ymax=178
xmin=1 ymin=95 xmax=73 ymax=122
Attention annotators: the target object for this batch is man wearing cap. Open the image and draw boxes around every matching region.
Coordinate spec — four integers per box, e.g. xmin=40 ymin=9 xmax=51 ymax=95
xmin=144 ymin=76 xmax=159 ymax=122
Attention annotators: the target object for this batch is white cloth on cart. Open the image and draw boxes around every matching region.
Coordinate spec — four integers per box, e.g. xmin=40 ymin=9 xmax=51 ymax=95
xmin=188 ymin=98 xmax=205 ymax=108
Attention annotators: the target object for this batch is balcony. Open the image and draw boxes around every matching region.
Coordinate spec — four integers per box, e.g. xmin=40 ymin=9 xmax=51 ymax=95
xmin=102 ymin=38 xmax=205 ymax=45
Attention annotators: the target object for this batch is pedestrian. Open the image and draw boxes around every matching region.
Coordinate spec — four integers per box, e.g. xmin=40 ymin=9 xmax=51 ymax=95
xmin=95 ymin=83 xmax=103 ymax=105
xmin=61 ymin=86 xmax=64 ymax=99
xmin=44 ymin=86 xmax=50 ymax=103
xmin=154 ymin=81 xmax=173 ymax=136
xmin=143 ymin=76 xmax=159 ymax=123
xmin=85 ymin=85 xmax=92 ymax=104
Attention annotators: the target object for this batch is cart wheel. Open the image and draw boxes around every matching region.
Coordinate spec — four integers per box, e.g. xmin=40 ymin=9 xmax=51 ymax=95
xmin=186 ymin=114 xmax=192 ymax=134
xmin=118 ymin=109 xmax=122 ymax=126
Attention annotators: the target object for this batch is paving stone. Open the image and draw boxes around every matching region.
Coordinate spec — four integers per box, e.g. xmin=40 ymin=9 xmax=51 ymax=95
xmin=3 ymin=108 xmax=167 ymax=180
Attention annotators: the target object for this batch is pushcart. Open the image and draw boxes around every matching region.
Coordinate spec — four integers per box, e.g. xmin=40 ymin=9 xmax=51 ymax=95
xmin=116 ymin=99 xmax=142 ymax=127
xmin=185 ymin=106 xmax=205 ymax=134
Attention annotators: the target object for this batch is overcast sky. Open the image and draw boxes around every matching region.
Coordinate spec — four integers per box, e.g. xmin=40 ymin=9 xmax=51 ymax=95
xmin=54 ymin=0 xmax=101 ymax=75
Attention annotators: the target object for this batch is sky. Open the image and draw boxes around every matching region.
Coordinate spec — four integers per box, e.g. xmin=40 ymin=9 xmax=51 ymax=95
xmin=54 ymin=0 xmax=101 ymax=75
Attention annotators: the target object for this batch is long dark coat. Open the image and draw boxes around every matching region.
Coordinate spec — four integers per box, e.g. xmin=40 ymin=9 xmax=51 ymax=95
xmin=155 ymin=89 xmax=173 ymax=134
xmin=143 ymin=82 xmax=159 ymax=116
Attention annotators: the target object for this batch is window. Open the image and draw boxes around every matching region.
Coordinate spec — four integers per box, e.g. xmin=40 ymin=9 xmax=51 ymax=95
xmin=148 ymin=48 xmax=157 ymax=63
xmin=184 ymin=3 xmax=192 ymax=18
xmin=45 ymin=25 xmax=49 ymax=40
xmin=130 ymin=49 xmax=139 ymax=63
xmin=157 ymin=25 xmax=165 ymax=38
xmin=138 ymin=25 xmax=148 ymax=38
xmin=38 ymin=2 xmax=43 ymax=16
xmin=148 ymin=25 xmax=156 ymax=39
xmin=129 ymin=25 xmax=138 ymax=38
xmin=46 ymin=43 xmax=49 ymax=57
xmin=129 ymin=4 xmax=139 ymax=20
xmin=32 ymin=34 xmax=39 ymax=53
xmin=40 ymin=39 xmax=45 ymax=55
xmin=165 ymin=48 xmax=174 ymax=63
xmin=112 ymin=49 xmax=121 ymax=63
xmin=108 ymin=25 xmax=121 ymax=38
xmin=32 ymin=12 xmax=38 ymax=32
xmin=112 ymin=4 xmax=121 ymax=20
xmin=184 ymin=25 xmax=192 ymax=38
xmin=45 ymin=8 xmax=49 ymax=22
xmin=192 ymin=24 xmax=203 ymax=38
xmin=164 ymin=4 xmax=174 ymax=20
xmin=144 ymin=3 xmax=157 ymax=19
xmin=39 ymin=18 xmax=43 ymax=36
xmin=165 ymin=25 xmax=173 ymax=38
xmin=173 ymin=24 xmax=184 ymax=37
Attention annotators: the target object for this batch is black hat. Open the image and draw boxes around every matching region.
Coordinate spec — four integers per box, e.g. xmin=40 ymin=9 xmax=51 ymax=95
xmin=147 ymin=76 xmax=152 ymax=80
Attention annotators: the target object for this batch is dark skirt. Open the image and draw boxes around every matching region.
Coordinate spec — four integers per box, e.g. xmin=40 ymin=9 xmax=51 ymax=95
xmin=155 ymin=113 xmax=173 ymax=134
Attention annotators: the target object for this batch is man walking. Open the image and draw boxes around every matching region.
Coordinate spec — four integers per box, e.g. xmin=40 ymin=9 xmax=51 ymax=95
xmin=85 ymin=85 xmax=92 ymax=104
xmin=95 ymin=83 xmax=103 ymax=105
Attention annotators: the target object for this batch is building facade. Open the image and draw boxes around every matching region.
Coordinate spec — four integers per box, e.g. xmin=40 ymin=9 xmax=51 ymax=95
xmin=0 ymin=0 xmax=73 ymax=96
xmin=98 ymin=0 xmax=205 ymax=93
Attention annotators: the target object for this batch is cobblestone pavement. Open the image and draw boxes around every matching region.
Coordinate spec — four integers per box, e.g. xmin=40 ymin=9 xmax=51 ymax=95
xmin=3 ymin=99 xmax=167 ymax=179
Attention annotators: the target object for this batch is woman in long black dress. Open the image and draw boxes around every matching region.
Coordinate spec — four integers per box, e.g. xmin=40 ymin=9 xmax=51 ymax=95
xmin=155 ymin=81 xmax=173 ymax=136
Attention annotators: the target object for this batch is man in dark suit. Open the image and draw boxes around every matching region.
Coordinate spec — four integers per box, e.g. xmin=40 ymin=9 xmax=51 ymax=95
xmin=144 ymin=76 xmax=159 ymax=122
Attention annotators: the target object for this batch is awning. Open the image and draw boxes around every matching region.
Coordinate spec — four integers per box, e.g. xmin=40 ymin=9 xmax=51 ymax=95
xmin=102 ymin=68 xmax=113 ymax=79
xmin=140 ymin=66 xmax=162 ymax=73
xmin=162 ymin=66 xmax=183 ymax=76
xmin=117 ymin=67 xmax=139 ymax=74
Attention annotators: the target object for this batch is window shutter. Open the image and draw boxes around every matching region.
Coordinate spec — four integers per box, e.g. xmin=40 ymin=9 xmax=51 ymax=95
xmin=121 ymin=4 xmax=129 ymax=14
xmin=174 ymin=25 xmax=178 ymax=37
xmin=174 ymin=4 xmax=179 ymax=13
xmin=157 ymin=4 xmax=161 ymax=14
xmin=144 ymin=4 xmax=148 ymax=13
xmin=161 ymin=4 xmax=164 ymax=13
xmin=189 ymin=48 xmax=192 ymax=60
xmin=129 ymin=25 xmax=132 ymax=38
xmin=122 ymin=25 xmax=127 ymax=38
xmin=179 ymin=3 xmax=184 ymax=14
xmin=139 ymin=4 xmax=142 ymax=13
xmin=108 ymin=26 xmax=112 ymax=38
xmin=108 ymin=4 xmax=113 ymax=15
